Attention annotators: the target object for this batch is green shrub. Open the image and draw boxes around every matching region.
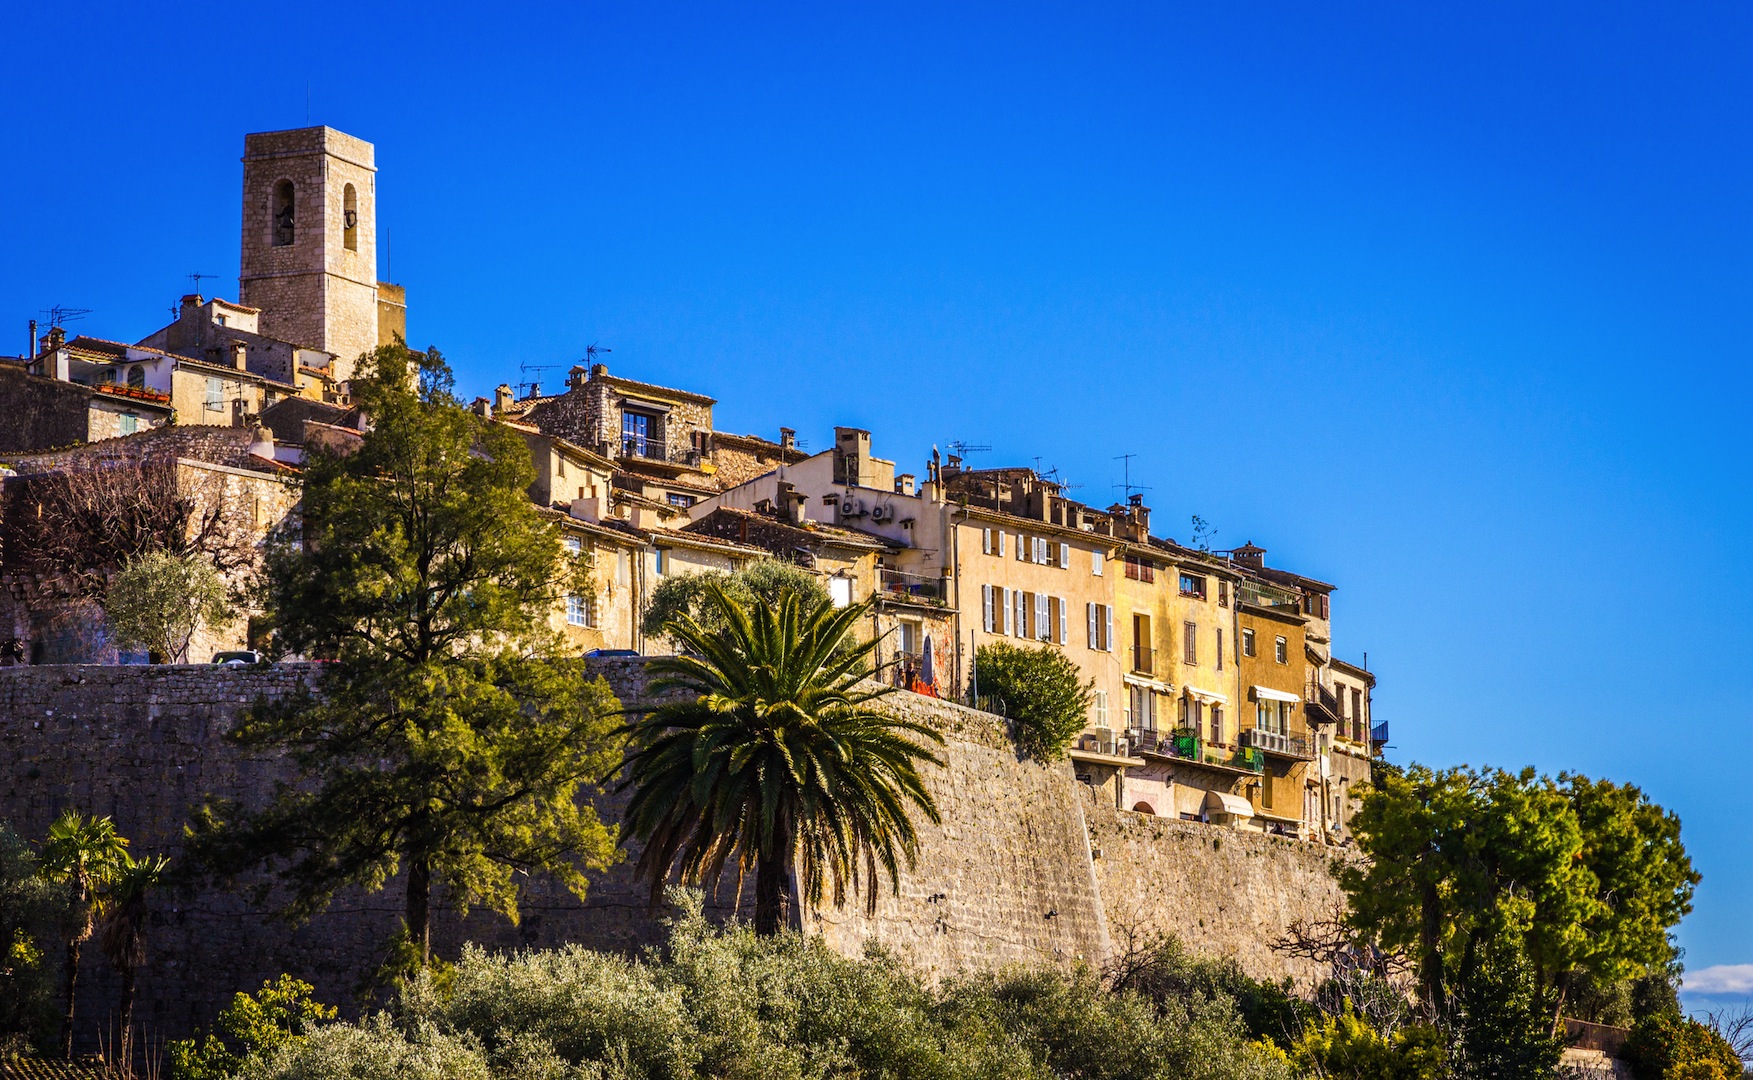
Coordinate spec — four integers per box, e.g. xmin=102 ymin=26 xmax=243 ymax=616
xmin=0 ymin=822 xmax=69 ymax=1055
xmin=639 ymin=559 xmax=829 ymax=642
xmin=1285 ymin=1008 xmax=1446 ymax=1080
xmin=169 ymin=975 xmax=336 ymax=1080
xmin=973 ymin=641 xmax=1094 ymax=762
xmin=1107 ymin=932 xmax=1311 ymax=1048
xmin=1623 ymin=1011 xmax=1745 ymax=1080
xmin=229 ymin=894 xmax=1291 ymax=1080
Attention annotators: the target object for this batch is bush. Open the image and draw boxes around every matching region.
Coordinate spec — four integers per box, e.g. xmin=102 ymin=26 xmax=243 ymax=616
xmin=169 ymin=975 xmax=336 ymax=1080
xmin=1623 ymin=1011 xmax=1745 ymax=1080
xmin=1285 ymin=1008 xmax=1446 ymax=1080
xmin=639 ymin=559 xmax=829 ymax=642
xmin=0 ymin=822 xmax=69 ymax=1055
xmin=974 ymin=641 xmax=1094 ymax=762
xmin=227 ymin=894 xmax=1291 ymax=1080
xmin=1107 ymin=932 xmax=1311 ymax=1048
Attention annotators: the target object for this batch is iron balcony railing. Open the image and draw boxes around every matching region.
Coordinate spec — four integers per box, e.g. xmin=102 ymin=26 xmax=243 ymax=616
xmin=1306 ymin=680 xmax=1342 ymax=724
xmin=1370 ymin=721 xmax=1389 ymax=745
xmin=1240 ymin=727 xmax=1313 ymax=759
xmin=879 ymin=568 xmax=945 ymax=602
xmin=1128 ymin=728 xmax=1264 ymax=773
xmin=620 ymin=436 xmax=702 ymax=467
xmin=1238 ymin=579 xmax=1302 ymax=610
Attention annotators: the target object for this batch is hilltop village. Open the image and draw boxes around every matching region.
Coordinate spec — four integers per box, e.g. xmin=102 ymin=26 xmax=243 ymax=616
xmin=0 ymin=126 xmax=1386 ymax=849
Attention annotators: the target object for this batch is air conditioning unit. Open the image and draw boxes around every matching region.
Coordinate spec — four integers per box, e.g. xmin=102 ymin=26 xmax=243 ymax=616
xmin=870 ymin=504 xmax=893 ymax=522
xmin=840 ymin=497 xmax=866 ymax=518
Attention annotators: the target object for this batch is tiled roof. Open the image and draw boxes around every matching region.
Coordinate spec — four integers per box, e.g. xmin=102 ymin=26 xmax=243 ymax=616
xmin=599 ymin=373 xmax=715 ymax=406
xmin=64 ymin=337 xmax=300 ymax=391
xmin=0 ymin=1056 xmax=122 ymax=1079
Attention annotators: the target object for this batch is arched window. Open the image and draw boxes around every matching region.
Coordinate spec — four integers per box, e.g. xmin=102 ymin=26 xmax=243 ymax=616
xmin=272 ymin=180 xmax=295 ymax=246
xmin=342 ymin=183 xmax=358 ymax=251
xmin=1132 ymin=802 xmax=1156 ymax=816
xmin=126 ymin=365 xmax=144 ymax=388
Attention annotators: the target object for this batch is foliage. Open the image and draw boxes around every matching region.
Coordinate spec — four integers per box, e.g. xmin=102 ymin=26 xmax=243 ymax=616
xmin=1447 ymin=937 xmax=1565 ymax=1080
xmin=223 ymin=896 xmax=1293 ymax=1080
xmin=97 ymin=851 xmax=170 ymax=1067
xmin=621 ymin=585 xmax=943 ymax=936
xmin=36 ymin=811 xmax=130 ymax=1057
xmin=1341 ymin=764 xmax=1697 ymax=1026
xmin=1284 ymin=1007 xmax=1446 ymax=1080
xmin=1106 ymin=930 xmax=1312 ymax=1049
xmin=638 ymin=558 xmax=829 ymax=642
xmin=188 ymin=343 xmax=623 ymax=967
xmin=169 ymin=975 xmax=336 ymax=1080
xmin=1622 ymin=1011 xmax=1746 ymax=1080
xmin=973 ymin=641 xmax=1094 ymax=762
xmin=105 ymin=549 xmax=233 ymax=662
xmin=0 ymin=822 xmax=70 ymax=1054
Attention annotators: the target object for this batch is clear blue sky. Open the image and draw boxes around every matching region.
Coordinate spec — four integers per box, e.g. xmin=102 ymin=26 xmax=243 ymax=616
xmin=4 ymin=2 xmax=1749 ymax=1004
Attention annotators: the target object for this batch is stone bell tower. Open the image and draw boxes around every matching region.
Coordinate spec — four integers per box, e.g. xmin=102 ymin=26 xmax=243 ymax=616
xmin=239 ymin=126 xmax=389 ymax=379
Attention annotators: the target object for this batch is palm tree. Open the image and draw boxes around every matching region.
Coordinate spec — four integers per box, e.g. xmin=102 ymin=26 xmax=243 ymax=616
xmin=37 ymin=811 xmax=129 ymax=1059
xmin=620 ymin=585 xmax=945 ymax=937
xmin=98 ymin=853 xmax=169 ymax=1074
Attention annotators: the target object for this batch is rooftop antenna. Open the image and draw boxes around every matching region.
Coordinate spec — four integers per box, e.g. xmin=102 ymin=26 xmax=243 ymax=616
xmin=584 ymin=342 xmax=611 ymax=364
xmin=41 ymin=306 xmax=92 ymax=329
xmin=516 ymin=361 xmax=560 ymax=398
xmin=188 ymin=272 xmax=215 ymax=297
xmin=945 ymin=440 xmax=990 ymax=459
xmin=1112 ymin=453 xmax=1152 ymax=502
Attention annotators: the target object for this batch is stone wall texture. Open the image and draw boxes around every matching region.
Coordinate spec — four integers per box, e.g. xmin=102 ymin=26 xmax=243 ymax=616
xmin=0 ymin=660 xmax=1352 ymax=1047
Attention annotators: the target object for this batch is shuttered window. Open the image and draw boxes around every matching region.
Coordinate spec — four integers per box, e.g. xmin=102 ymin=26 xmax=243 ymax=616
xmin=1091 ymin=551 xmax=1103 ymax=576
xmin=982 ymin=585 xmax=995 ymax=632
xmin=1001 ymin=588 xmax=1013 ymax=635
xmin=1013 ymin=590 xmax=1025 ymax=637
xmin=1056 ymin=597 xmax=1067 ymax=644
xmin=1183 ymin=621 xmax=1198 ymax=665
xmin=1242 ymin=628 xmax=1256 ymax=657
xmin=998 ymin=531 xmax=1007 ymax=558
xmin=1093 ymin=690 xmax=1108 ymax=728
xmin=1058 ymin=541 xmax=1070 ymax=568
xmin=982 ymin=528 xmax=992 ymax=555
xmin=1215 ymin=629 xmax=1224 ymax=671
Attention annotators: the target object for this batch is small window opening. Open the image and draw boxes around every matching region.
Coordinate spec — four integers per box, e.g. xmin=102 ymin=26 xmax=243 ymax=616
xmin=126 ymin=365 xmax=144 ymax=388
xmin=343 ymin=183 xmax=358 ymax=251
xmin=272 ymin=180 xmax=295 ymax=246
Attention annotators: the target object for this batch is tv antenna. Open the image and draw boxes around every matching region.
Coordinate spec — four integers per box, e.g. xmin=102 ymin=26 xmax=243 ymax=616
xmin=188 ymin=271 xmax=216 ymax=296
xmin=946 ymin=440 xmax=990 ymax=459
xmin=584 ymin=342 xmax=611 ymax=364
xmin=516 ymin=361 xmax=560 ymax=399
xmin=1112 ymin=453 xmax=1152 ymax=501
xmin=41 ymin=306 xmax=92 ymax=329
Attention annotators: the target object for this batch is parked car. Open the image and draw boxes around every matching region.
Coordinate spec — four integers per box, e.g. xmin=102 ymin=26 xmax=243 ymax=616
xmin=211 ymin=650 xmax=263 ymax=665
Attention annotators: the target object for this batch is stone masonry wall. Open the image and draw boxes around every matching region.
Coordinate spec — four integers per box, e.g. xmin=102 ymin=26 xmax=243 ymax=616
xmin=0 ymin=660 xmax=1350 ymax=1047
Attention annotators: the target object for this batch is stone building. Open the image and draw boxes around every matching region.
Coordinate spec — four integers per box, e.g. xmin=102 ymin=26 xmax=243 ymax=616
xmin=238 ymin=126 xmax=404 ymax=372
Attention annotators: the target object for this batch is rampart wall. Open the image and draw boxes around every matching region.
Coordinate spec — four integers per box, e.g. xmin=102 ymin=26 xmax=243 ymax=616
xmin=0 ymin=661 xmax=1349 ymax=1045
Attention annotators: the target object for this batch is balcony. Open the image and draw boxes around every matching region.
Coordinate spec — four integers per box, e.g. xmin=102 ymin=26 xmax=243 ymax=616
xmin=1238 ymin=579 xmax=1301 ymax=610
xmin=879 ymin=568 xmax=946 ymax=604
xmin=95 ymin=382 xmax=170 ymax=405
xmin=1240 ymin=727 xmax=1313 ymax=760
xmin=1370 ymin=721 xmax=1389 ymax=746
xmin=1132 ymin=729 xmax=1264 ymax=773
xmin=620 ymin=436 xmax=701 ymax=468
xmin=1305 ymin=681 xmax=1342 ymax=726
xmin=1131 ymin=645 xmax=1154 ymax=674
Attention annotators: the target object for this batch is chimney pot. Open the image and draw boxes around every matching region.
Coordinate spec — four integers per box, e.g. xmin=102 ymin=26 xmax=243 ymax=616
xmin=231 ymin=341 xmax=248 ymax=371
xmin=494 ymin=384 xmax=513 ymax=414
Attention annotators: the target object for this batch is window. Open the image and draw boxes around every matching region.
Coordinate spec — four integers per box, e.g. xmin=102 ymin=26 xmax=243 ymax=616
xmin=1129 ymin=686 xmax=1156 ymax=731
xmin=126 ymin=365 xmax=144 ymax=388
xmin=829 ymin=577 xmax=853 ymax=608
xmin=1034 ymin=537 xmax=1050 ymax=564
xmin=1013 ymin=590 xmax=1025 ymax=637
xmin=205 ymin=377 xmax=223 ymax=410
xmin=216 ymin=314 xmax=227 ymax=327
xmin=118 ymin=413 xmax=138 ymax=435
xmin=342 ymin=183 xmax=358 ymax=251
xmin=1086 ymin=603 xmax=1113 ymax=651
xmin=998 ymin=531 xmax=1008 ymax=558
xmin=271 ymin=179 xmax=295 ymax=246
xmin=1132 ymin=613 xmax=1152 ymax=673
xmin=653 ymin=549 xmax=667 ymax=576
xmin=1353 ymin=688 xmax=1365 ymax=742
xmin=1211 ymin=706 xmax=1224 ymax=745
xmin=1215 ymin=629 xmax=1223 ymax=671
xmin=1058 ymin=541 xmax=1070 ymax=568
xmin=566 ymin=594 xmax=592 ymax=627
xmin=564 ymin=536 xmax=583 ymax=554
xmin=1091 ymin=551 xmax=1104 ymax=576
xmin=1242 ymin=628 xmax=1256 ymax=657
xmin=1093 ymin=690 xmax=1109 ymax=728
xmin=982 ymin=584 xmax=996 ymax=632
xmin=1124 ymin=556 xmax=1155 ymax=583
xmin=1183 ymin=621 xmax=1198 ymax=666
xmin=1280 ymin=701 xmax=1293 ymax=735
xmin=982 ymin=528 xmax=993 ymax=555
xmin=1016 ymin=534 xmax=1027 ymax=561
xmin=1256 ymin=702 xmax=1271 ymax=732
xmin=1275 ymin=636 xmax=1288 ymax=664
xmin=1056 ymin=596 xmax=1067 ymax=644
xmin=897 ymin=621 xmax=919 ymax=656
xmin=1218 ymin=581 xmax=1229 ymax=607
xmin=616 ymin=551 xmax=629 ymax=588
xmin=1001 ymin=587 xmax=1013 ymax=635
xmin=666 ymin=493 xmax=695 ymax=508
xmin=622 ymin=410 xmax=656 ymax=457
xmin=1178 ymin=573 xmax=1207 ymax=599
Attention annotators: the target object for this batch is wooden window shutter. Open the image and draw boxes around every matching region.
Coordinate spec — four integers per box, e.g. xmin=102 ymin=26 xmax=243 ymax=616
xmin=1057 ymin=597 xmax=1067 ymax=644
xmin=1104 ymin=606 xmax=1114 ymax=652
xmin=1059 ymin=541 xmax=1070 ymax=568
xmin=982 ymin=585 xmax=994 ymax=632
xmin=1087 ymin=602 xmax=1097 ymax=648
xmin=982 ymin=528 xmax=992 ymax=555
xmin=1001 ymin=588 xmax=1012 ymax=636
xmin=998 ymin=531 xmax=1006 ymax=558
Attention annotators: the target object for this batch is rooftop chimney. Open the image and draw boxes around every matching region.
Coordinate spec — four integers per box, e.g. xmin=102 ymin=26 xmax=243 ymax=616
xmin=231 ymin=341 xmax=248 ymax=371
xmin=779 ymin=427 xmax=796 ymax=453
xmin=179 ymin=294 xmax=204 ymax=317
xmin=590 ymin=362 xmax=607 ymax=379
xmin=44 ymin=326 xmax=65 ymax=353
xmin=775 ymin=480 xmax=805 ymax=525
xmin=568 ymin=364 xmax=588 ymax=389
xmin=494 ymin=384 xmax=513 ymax=414
xmin=1232 ymin=542 xmax=1266 ymax=569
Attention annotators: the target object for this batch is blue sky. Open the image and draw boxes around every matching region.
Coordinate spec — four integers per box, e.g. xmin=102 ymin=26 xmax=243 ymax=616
xmin=4 ymin=2 xmax=1750 ymax=1005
